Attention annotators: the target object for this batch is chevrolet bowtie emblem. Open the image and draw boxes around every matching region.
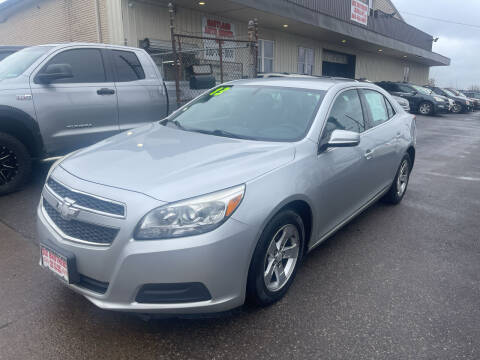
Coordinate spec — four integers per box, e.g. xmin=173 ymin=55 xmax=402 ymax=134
xmin=56 ymin=197 xmax=80 ymax=220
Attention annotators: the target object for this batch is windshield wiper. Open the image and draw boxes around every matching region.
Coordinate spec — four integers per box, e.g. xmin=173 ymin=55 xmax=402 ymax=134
xmin=160 ymin=118 xmax=185 ymax=130
xmin=190 ymin=129 xmax=253 ymax=140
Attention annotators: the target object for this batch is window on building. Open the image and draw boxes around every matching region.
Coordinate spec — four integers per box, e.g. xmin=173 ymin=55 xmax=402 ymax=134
xmin=298 ymin=47 xmax=314 ymax=75
xmin=112 ymin=50 xmax=145 ymax=82
xmin=322 ymin=89 xmax=366 ymax=141
xmin=41 ymin=48 xmax=107 ymax=83
xmin=363 ymin=89 xmax=389 ymax=126
xmin=258 ymin=39 xmax=274 ymax=73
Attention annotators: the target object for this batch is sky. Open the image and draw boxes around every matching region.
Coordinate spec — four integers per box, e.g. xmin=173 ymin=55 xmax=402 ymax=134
xmin=394 ymin=0 xmax=480 ymax=89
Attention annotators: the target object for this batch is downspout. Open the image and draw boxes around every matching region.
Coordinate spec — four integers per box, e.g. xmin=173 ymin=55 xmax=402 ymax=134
xmin=95 ymin=0 xmax=103 ymax=43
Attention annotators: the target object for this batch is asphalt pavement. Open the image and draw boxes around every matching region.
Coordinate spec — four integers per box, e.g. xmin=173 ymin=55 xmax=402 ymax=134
xmin=1 ymin=112 xmax=479 ymax=360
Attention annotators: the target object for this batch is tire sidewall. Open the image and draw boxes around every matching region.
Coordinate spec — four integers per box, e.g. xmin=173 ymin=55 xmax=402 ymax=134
xmin=247 ymin=209 xmax=305 ymax=306
xmin=391 ymin=154 xmax=411 ymax=203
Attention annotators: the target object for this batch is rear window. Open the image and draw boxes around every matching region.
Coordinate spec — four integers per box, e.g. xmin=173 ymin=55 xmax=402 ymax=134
xmin=112 ymin=50 xmax=145 ymax=82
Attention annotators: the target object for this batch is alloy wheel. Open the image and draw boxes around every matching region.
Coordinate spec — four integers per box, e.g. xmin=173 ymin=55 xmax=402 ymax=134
xmin=419 ymin=103 xmax=432 ymax=115
xmin=396 ymin=160 xmax=409 ymax=197
xmin=263 ymin=224 xmax=300 ymax=292
xmin=0 ymin=145 xmax=19 ymax=186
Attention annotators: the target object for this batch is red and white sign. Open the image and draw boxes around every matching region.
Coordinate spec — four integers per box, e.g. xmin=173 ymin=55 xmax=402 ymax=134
xmin=351 ymin=0 xmax=369 ymax=26
xmin=41 ymin=246 xmax=69 ymax=282
xmin=202 ymin=17 xmax=236 ymax=62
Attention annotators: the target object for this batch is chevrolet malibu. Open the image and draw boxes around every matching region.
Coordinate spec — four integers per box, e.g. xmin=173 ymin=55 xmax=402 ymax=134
xmin=37 ymin=78 xmax=416 ymax=314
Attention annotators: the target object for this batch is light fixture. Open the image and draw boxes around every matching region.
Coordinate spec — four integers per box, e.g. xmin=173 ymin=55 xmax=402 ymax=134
xmin=341 ymin=39 xmax=347 ymax=44
xmin=198 ymin=1 xmax=206 ymax=5
xmin=403 ymin=55 xmax=408 ymax=58
xmin=378 ymin=49 xmax=383 ymax=52
xmin=282 ymin=24 xmax=289 ymax=28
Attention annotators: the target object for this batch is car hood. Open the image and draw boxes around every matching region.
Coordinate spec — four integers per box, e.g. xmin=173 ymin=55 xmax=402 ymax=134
xmin=60 ymin=123 xmax=296 ymax=202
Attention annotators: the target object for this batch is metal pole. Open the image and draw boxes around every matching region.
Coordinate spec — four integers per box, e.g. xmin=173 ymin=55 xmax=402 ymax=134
xmin=254 ymin=18 xmax=258 ymax=77
xmin=218 ymin=40 xmax=224 ymax=83
xmin=168 ymin=3 xmax=181 ymax=109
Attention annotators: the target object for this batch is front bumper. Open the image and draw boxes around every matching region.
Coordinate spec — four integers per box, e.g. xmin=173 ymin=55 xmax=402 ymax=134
xmin=37 ymin=169 xmax=258 ymax=314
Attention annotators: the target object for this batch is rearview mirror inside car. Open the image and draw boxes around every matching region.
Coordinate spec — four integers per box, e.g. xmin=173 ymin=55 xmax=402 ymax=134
xmin=36 ymin=63 xmax=73 ymax=84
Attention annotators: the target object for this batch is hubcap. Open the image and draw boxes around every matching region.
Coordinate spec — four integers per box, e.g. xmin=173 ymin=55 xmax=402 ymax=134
xmin=263 ymin=224 xmax=300 ymax=292
xmin=453 ymin=104 xmax=461 ymax=113
xmin=0 ymin=146 xmax=19 ymax=186
xmin=397 ymin=160 xmax=409 ymax=197
xmin=419 ymin=103 xmax=431 ymax=115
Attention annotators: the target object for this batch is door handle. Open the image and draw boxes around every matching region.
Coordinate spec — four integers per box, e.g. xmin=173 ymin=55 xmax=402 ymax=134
xmin=364 ymin=150 xmax=373 ymax=160
xmin=97 ymin=88 xmax=115 ymax=95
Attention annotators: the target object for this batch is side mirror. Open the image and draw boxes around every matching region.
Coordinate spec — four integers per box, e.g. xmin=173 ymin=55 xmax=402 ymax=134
xmin=319 ymin=129 xmax=360 ymax=152
xmin=36 ymin=64 xmax=73 ymax=84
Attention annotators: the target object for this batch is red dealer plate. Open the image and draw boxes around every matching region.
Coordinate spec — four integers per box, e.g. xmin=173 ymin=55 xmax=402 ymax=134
xmin=40 ymin=246 xmax=69 ymax=283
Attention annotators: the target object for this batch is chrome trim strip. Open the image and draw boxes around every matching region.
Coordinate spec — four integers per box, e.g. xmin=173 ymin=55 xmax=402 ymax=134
xmin=47 ymin=177 xmax=126 ymax=219
xmin=41 ymin=196 xmax=117 ymax=247
xmin=308 ymin=185 xmax=390 ymax=252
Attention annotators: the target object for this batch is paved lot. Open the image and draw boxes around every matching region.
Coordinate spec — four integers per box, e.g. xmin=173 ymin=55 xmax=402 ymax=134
xmin=1 ymin=112 xmax=479 ymax=360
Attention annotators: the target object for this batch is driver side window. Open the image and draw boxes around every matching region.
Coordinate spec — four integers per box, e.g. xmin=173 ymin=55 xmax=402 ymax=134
xmin=322 ymin=89 xmax=365 ymax=141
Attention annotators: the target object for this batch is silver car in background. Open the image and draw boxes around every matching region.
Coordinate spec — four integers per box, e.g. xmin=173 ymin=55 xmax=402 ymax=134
xmin=37 ymin=78 xmax=416 ymax=314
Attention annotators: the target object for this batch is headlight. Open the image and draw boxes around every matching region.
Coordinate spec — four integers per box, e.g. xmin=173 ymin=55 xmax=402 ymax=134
xmin=135 ymin=184 xmax=245 ymax=240
xmin=433 ymin=96 xmax=445 ymax=102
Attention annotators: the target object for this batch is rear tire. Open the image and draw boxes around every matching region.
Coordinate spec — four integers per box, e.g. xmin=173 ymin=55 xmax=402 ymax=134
xmin=0 ymin=132 xmax=31 ymax=195
xmin=247 ymin=209 xmax=305 ymax=306
xmin=383 ymin=154 xmax=411 ymax=205
xmin=418 ymin=102 xmax=434 ymax=116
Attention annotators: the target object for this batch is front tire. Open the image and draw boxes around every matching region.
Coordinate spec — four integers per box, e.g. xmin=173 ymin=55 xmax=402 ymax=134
xmin=451 ymin=103 xmax=463 ymax=114
xmin=247 ymin=209 xmax=305 ymax=306
xmin=0 ymin=132 xmax=31 ymax=195
xmin=383 ymin=154 xmax=411 ymax=205
xmin=418 ymin=101 xmax=434 ymax=116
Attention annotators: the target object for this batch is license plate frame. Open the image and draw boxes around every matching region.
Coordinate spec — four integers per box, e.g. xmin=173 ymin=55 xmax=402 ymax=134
xmin=40 ymin=245 xmax=72 ymax=283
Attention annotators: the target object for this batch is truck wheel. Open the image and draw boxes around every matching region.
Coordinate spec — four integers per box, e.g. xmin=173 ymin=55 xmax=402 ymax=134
xmin=0 ymin=132 xmax=31 ymax=195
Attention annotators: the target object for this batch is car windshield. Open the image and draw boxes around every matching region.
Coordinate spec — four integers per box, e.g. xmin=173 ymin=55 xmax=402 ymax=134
xmin=166 ymin=85 xmax=325 ymax=142
xmin=442 ymin=88 xmax=456 ymax=97
xmin=0 ymin=46 xmax=53 ymax=81
xmin=447 ymin=89 xmax=462 ymax=96
xmin=412 ymin=85 xmax=432 ymax=95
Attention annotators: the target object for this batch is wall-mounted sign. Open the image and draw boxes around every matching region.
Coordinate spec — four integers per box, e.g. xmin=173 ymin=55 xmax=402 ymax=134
xmin=202 ymin=17 xmax=236 ymax=62
xmin=351 ymin=0 xmax=369 ymax=26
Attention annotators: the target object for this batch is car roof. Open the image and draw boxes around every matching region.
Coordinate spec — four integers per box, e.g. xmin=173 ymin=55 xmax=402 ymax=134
xmin=31 ymin=42 xmax=143 ymax=52
xmin=229 ymin=77 xmax=359 ymax=91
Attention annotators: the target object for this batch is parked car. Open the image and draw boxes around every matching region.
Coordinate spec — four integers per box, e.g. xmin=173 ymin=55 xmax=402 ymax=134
xmin=38 ymin=78 xmax=416 ymax=314
xmin=0 ymin=43 xmax=171 ymax=195
xmin=447 ymin=88 xmax=477 ymax=111
xmin=391 ymin=95 xmax=410 ymax=112
xmin=376 ymin=81 xmax=450 ymax=116
xmin=425 ymin=86 xmax=472 ymax=113
xmin=0 ymin=45 xmax=24 ymax=61
xmin=461 ymin=90 xmax=480 ymax=109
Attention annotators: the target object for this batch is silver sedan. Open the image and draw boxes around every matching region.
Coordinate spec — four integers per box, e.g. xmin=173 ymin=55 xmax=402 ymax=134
xmin=37 ymin=78 xmax=416 ymax=314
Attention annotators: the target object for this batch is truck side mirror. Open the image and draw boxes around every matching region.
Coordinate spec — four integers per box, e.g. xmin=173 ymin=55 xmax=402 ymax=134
xmin=36 ymin=64 xmax=73 ymax=84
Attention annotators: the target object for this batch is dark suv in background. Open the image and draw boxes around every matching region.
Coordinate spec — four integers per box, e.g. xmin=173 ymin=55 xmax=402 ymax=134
xmin=376 ymin=81 xmax=450 ymax=116
xmin=424 ymin=86 xmax=473 ymax=113
xmin=0 ymin=45 xmax=24 ymax=61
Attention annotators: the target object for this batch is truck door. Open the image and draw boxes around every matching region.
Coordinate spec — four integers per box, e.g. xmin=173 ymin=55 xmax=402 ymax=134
xmin=30 ymin=47 xmax=119 ymax=155
xmin=108 ymin=49 xmax=168 ymax=130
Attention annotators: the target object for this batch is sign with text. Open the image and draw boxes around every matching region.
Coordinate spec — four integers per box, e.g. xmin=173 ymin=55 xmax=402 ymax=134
xmin=351 ymin=0 xmax=369 ymax=26
xmin=202 ymin=17 xmax=236 ymax=62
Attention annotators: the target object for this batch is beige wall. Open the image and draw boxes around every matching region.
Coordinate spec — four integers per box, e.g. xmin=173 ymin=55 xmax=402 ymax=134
xmin=120 ymin=1 xmax=428 ymax=84
xmin=0 ymin=0 xmax=111 ymax=45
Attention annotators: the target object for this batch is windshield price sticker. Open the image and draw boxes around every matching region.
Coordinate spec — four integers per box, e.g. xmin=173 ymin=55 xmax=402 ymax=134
xmin=210 ymin=87 xmax=231 ymax=96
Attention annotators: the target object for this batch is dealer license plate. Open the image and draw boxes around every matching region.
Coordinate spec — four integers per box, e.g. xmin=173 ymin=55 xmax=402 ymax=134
xmin=40 ymin=245 xmax=69 ymax=283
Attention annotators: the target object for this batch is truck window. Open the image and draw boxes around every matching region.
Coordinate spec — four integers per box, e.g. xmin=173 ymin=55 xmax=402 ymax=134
xmin=41 ymin=48 xmax=107 ymax=83
xmin=112 ymin=50 xmax=145 ymax=82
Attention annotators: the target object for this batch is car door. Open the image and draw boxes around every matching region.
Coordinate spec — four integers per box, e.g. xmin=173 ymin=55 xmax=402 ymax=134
xmin=30 ymin=47 xmax=119 ymax=155
xmin=314 ymin=89 xmax=372 ymax=237
xmin=109 ymin=49 xmax=168 ymax=130
xmin=358 ymin=89 xmax=401 ymax=195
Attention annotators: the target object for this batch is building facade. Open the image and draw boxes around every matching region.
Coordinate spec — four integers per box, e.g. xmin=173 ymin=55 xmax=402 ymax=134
xmin=0 ymin=0 xmax=450 ymax=85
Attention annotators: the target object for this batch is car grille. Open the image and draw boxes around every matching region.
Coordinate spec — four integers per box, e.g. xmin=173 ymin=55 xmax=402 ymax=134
xmin=43 ymin=199 xmax=119 ymax=245
xmin=47 ymin=177 xmax=125 ymax=217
